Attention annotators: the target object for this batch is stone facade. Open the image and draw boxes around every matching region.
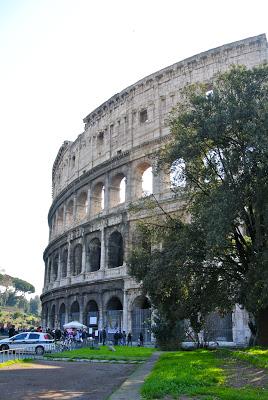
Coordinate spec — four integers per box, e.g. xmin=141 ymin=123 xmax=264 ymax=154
xmin=41 ymin=34 xmax=268 ymax=344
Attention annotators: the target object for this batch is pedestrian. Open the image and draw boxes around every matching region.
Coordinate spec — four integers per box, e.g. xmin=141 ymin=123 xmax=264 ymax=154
xmin=114 ymin=331 xmax=119 ymax=345
xmin=139 ymin=332 xmax=144 ymax=346
xmin=127 ymin=332 xmax=132 ymax=346
xmin=122 ymin=330 xmax=126 ymax=345
xmin=102 ymin=328 xmax=107 ymax=345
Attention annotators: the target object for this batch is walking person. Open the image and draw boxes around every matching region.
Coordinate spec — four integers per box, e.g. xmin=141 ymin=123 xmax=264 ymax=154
xmin=102 ymin=328 xmax=107 ymax=345
xmin=139 ymin=332 xmax=144 ymax=347
xmin=127 ymin=332 xmax=132 ymax=346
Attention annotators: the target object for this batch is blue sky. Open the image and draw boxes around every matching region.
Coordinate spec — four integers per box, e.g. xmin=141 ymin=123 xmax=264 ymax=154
xmin=0 ymin=0 xmax=267 ymax=295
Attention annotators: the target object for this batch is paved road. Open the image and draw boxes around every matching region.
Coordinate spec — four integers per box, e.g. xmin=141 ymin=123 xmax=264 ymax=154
xmin=0 ymin=360 xmax=136 ymax=400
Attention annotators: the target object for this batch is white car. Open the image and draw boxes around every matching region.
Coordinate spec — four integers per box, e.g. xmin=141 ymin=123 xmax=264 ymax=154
xmin=0 ymin=332 xmax=55 ymax=355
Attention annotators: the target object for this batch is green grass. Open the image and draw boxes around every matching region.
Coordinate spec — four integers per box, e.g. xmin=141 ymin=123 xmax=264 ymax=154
xmin=231 ymin=348 xmax=268 ymax=369
xmin=141 ymin=350 xmax=268 ymax=399
xmin=45 ymin=345 xmax=155 ymax=361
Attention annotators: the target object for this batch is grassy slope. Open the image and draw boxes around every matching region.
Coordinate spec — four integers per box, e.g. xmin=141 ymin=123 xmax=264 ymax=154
xmin=45 ymin=345 xmax=155 ymax=361
xmin=231 ymin=348 xmax=268 ymax=369
xmin=141 ymin=350 xmax=268 ymax=400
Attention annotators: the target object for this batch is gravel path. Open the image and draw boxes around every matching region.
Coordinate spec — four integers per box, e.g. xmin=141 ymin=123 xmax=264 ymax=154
xmin=0 ymin=359 xmax=137 ymax=399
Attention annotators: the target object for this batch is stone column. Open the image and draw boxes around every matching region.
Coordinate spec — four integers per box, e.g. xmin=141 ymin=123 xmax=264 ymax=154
xmin=104 ymin=174 xmax=110 ymax=211
xmin=73 ymin=194 xmax=77 ymax=223
xmin=67 ymin=241 xmax=72 ymax=277
xmin=87 ymin=187 xmax=91 ymax=218
xmin=98 ymin=293 xmax=104 ymax=331
xmin=81 ymin=236 xmax=86 ymax=274
xmin=123 ymin=289 xmax=128 ymax=333
xmin=100 ymin=227 xmax=106 ymax=270
xmin=57 ymin=251 xmax=62 ymax=282
xmin=43 ymin=260 xmax=48 ymax=289
xmin=63 ymin=203 xmax=67 ymax=231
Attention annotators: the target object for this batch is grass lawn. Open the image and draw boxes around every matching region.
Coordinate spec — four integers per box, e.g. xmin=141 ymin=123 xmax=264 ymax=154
xmin=45 ymin=345 xmax=155 ymax=361
xmin=231 ymin=348 xmax=268 ymax=369
xmin=141 ymin=349 xmax=268 ymax=399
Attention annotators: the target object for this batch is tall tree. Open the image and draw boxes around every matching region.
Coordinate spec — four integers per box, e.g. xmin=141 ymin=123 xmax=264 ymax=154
xmin=129 ymin=65 xmax=268 ymax=346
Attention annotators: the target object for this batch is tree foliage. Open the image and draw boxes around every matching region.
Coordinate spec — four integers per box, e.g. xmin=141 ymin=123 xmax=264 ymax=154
xmin=129 ymin=65 xmax=268 ymax=346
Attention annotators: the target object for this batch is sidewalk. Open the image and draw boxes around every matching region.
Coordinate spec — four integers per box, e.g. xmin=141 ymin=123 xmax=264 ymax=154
xmin=108 ymin=351 xmax=162 ymax=400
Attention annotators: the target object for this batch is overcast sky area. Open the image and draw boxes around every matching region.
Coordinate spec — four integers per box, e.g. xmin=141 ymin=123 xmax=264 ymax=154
xmin=0 ymin=0 xmax=267 ymax=296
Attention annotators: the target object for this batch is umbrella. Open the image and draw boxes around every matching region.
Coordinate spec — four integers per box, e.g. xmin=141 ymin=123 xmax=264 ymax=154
xmin=63 ymin=321 xmax=87 ymax=329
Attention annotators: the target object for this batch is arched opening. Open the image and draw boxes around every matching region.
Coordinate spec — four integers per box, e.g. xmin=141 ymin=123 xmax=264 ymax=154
xmin=57 ymin=207 xmax=64 ymax=232
xmin=59 ymin=303 xmax=66 ymax=329
xmin=110 ymin=173 xmax=126 ymax=207
xmin=77 ymin=191 xmax=88 ymax=221
xmin=105 ymin=297 xmax=123 ymax=338
xmin=88 ymin=238 xmax=101 ymax=272
xmin=204 ymin=312 xmax=233 ymax=342
xmin=135 ymin=162 xmax=153 ymax=198
xmin=92 ymin=182 xmax=105 ymax=214
xmin=85 ymin=300 xmax=99 ymax=332
xmin=61 ymin=248 xmax=68 ymax=278
xmin=131 ymin=296 xmax=151 ymax=342
xmin=170 ymin=159 xmax=186 ymax=188
xmin=73 ymin=244 xmax=82 ymax=276
xmin=50 ymin=305 xmax=56 ymax=329
xmin=108 ymin=231 xmax=123 ymax=268
xmin=66 ymin=199 xmax=74 ymax=226
xmin=70 ymin=301 xmax=80 ymax=322
xmin=52 ymin=255 xmax=58 ymax=281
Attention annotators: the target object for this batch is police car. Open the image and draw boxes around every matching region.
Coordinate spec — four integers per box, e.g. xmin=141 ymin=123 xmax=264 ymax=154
xmin=0 ymin=332 xmax=55 ymax=355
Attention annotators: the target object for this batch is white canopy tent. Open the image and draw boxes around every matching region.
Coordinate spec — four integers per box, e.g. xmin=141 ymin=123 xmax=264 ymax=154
xmin=63 ymin=321 xmax=87 ymax=329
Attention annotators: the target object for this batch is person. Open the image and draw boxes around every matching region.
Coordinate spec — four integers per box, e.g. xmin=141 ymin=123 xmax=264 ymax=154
xmin=82 ymin=329 xmax=87 ymax=343
xmin=122 ymin=330 xmax=126 ymax=345
xmin=114 ymin=331 xmax=119 ymax=345
xmin=139 ymin=332 xmax=144 ymax=347
xmin=55 ymin=328 xmax=62 ymax=341
xmin=36 ymin=326 xmax=42 ymax=332
xmin=127 ymin=332 xmax=132 ymax=346
xmin=102 ymin=328 xmax=107 ymax=345
xmin=9 ymin=325 xmax=16 ymax=338
xmin=118 ymin=330 xmax=123 ymax=345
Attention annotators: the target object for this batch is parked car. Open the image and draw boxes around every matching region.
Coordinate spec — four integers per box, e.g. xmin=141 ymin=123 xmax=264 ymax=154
xmin=0 ymin=332 xmax=55 ymax=355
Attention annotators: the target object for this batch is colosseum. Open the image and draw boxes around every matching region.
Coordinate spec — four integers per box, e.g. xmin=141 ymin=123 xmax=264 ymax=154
xmin=41 ymin=34 xmax=268 ymax=345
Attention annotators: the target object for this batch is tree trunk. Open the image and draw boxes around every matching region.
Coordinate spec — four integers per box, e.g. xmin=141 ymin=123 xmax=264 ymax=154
xmin=256 ymin=307 xmax=268 ymax=346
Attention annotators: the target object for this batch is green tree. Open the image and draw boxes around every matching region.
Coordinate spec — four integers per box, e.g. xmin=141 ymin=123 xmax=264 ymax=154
xmin=129 ymin=65 xmax=268 ymax=346
xmin=29 ymin=295 xmax=41 ymax=316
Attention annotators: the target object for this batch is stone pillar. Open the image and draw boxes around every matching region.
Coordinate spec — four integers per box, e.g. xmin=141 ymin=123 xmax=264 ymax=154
xmin=100 ymin=227 xmax=106 ymax=270
xmin=67 ymin=241 xmax=72 ymax=277
xmin=73 ymin=194 xmax=77 ymax=223
xmin=87 ymin=187 xmax=91 ymax=218
xmin=79 ymin=296 xmax=84 ymax=323
xmin=43 ymin=260 xmax=48 ymax=289
xmin=81 ymin=236 xmax=86 ymax=274
xmin=57 ymin=251 xmax=62 ymax=282
xmin=104 ymin=174 xmax=109 ymax=211
xmin=98 ymin=293 xmax=104 ymax=331
xmin=123 ymin=289 xmax=128 ymax=333
xmin=63 ymin=203 xmax=67 ymax=230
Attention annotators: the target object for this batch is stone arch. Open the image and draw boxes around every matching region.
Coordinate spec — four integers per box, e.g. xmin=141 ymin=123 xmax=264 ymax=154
xmin=87 ymin=238 xmax=101 ymax=272
xmin=92 ymin=182 xmax=105 ymax=214
xmin=66 ymin=199 xmax=74 ymax=226
xmin=77 ymin=191 xmax=88 ymax=220
xmin=52 ymin=254 xmax=58 ymax=281
xmin=70 ymin=300 xmax=80 ymax=321
xmin=61 ymin=248 xmax=68 ymax=278
xmin=131 ymin=296 xmax=151 ymax=342
xmin=110 ymin=173 xmax=126 ymax=207
xmin=50 ymin=304 xmax=56 ymax=328
xmin=72 ymin=244 xmax=82 ymax=275
xmin=134 ymin=161 xmax=153 ymax=198
xmin=105 ymin=296 xmax=123 ymax=336
xmin=59 ymin=303 xmax=66 ymax=329
xmin=85 ymin=300 xmax=99 ymax=327
xmin=108 ymin=231 xmax=123 ymax=268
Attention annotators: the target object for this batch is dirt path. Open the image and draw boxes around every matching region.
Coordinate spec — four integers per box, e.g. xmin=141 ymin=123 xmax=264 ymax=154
xmin=0 ymin=360 xmax=136 ymax=400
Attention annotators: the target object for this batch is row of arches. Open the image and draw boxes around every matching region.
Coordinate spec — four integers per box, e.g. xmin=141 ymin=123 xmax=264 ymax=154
xmin=46 ymin=231 xmax=123 ymax=283
xmin=44 ymin=295 xmax=152 ymax=342
xmin=51 ymin=163 xmax=153 ymax=237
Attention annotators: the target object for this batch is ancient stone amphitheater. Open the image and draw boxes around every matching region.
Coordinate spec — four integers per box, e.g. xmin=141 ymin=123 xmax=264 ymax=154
xmin=41 ymin=34 xmax=268 ymax=344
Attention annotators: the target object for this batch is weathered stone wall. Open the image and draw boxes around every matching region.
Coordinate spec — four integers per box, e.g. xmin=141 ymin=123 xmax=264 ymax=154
xmin=41 ymin=34 xmax=268 ymax=343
